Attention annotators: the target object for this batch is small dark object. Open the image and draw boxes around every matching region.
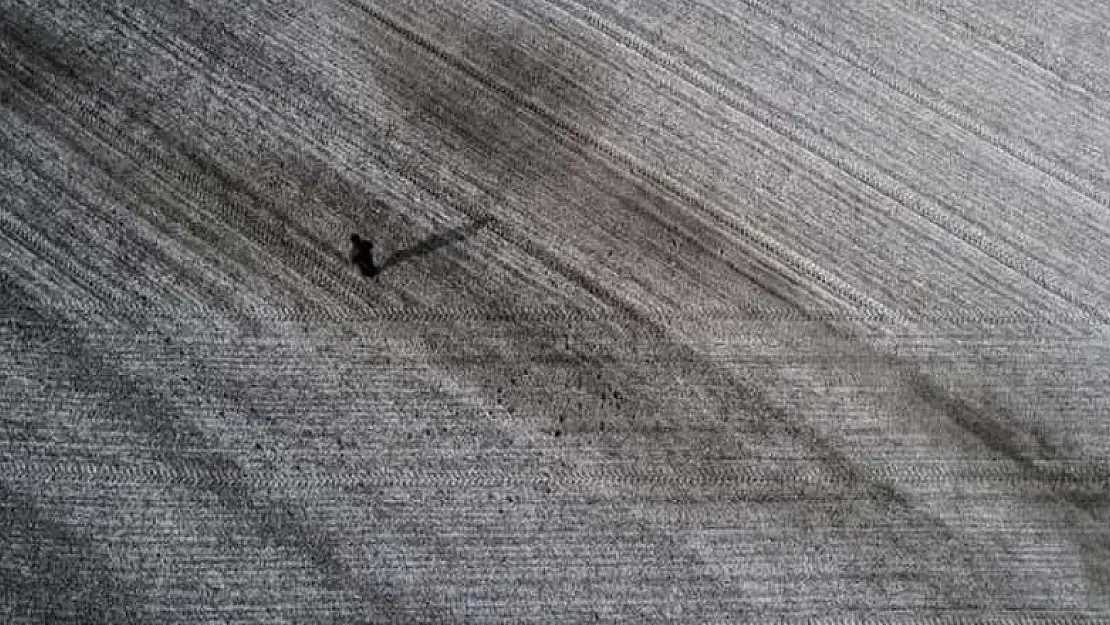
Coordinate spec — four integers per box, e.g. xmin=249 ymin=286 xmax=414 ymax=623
xmin=350 ymin=234 xmax=378 ymax=277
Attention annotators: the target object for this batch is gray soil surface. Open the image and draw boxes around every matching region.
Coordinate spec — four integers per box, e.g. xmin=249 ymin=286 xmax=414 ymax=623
xmin=2 ymin=0 xmax=1109 ymax=622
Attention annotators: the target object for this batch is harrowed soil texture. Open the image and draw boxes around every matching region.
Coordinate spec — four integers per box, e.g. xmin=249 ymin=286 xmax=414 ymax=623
xmin=2 ymin=0 xmax=1110 ymax=622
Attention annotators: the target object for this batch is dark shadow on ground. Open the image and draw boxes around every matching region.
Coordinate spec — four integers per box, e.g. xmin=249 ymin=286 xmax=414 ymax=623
xmin=378 ymin=216 xmax=493 ymax=272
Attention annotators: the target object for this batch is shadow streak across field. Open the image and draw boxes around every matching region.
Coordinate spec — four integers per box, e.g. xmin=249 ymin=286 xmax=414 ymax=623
xmin=379 ymin=215 xmax=493 ymax=272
